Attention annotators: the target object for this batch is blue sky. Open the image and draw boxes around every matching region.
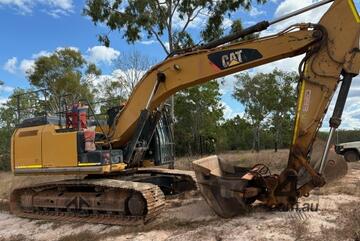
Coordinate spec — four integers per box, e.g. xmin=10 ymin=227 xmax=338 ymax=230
xmin=0 ymin=0 xmax=359 ymax=129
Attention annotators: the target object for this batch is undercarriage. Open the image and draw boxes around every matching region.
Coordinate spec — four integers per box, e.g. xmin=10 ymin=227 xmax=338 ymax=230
xmin=10 ymin=168 xmax=197 ymax=225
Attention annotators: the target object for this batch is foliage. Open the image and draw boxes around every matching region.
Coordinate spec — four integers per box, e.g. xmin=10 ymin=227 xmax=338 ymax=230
xmin=233 ymin=71 xmax=276 ymax=151
xmin=93 ymin=78 xmax=128 ymax=115
xmin=28 ymin=48 xmax=101 ymax=112
xmin=319 ymin=129 xmax=360 ymax=144
xmin=266 ymin=69 xmax=298 ymax=151
xmin=0 ymin=88 xmax=40 ymax=170
xmin=174 ymin=81 xmax=223 ymax=156
xmin=218 ymin=115 xmax=253 ymax=150
xmin=0 ymin=128 xmax=11 ymax=171
xmin=217 ymin=116 xmax=284 ymax=152
xmin=84 ymin=0 xmax=267 ymax=53
xmin=230 ymin=19 xmax=259 ymax=42
xmin=233 ymin=69 xmax=298 ymax=151
xmin=0 ymin=49 xmax=102 ymax=171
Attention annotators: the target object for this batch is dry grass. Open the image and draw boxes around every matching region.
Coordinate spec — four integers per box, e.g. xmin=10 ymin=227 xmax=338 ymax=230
xmin=174 ymin=149 xmax=289 ymax=173
xmin=174 ymin=138 xmax=347 ymax=178
xmin=289 ymin=219 xmax=309 ymax=241
xmin=218 ymin=149 xmax=289 ymax=174
xmin=0 ymin=199 xmax=9 ymax=212
xmin=320 ymin=201 xmax=360 ymax=241
xmin=57 ymin=231 xmax=102 ymax=241
xmin=175 ymin=155 xmax=199 ymax=170
xmin=319 ymin=180 xmax=360 ymax=196
xmin=0 ymin=234 xmax=34 ymax=241
xmin=339 ymin=202 xmax=360 ymax=240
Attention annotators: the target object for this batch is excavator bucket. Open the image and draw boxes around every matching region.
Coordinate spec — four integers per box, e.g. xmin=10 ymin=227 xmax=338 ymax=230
xmin=309 ymin=141 xmax=348 ymax=183
xmin=322 ymin=157 xmax=348 ymax=182
xmin=193 ymin=155 xmax=261 ymax=218
xmin=193 ymin=154 xmax=348 ymax=218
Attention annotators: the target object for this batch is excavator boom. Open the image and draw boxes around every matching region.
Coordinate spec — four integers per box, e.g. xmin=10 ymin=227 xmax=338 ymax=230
xmin=109 ymin=26 xmax=320 ymax=147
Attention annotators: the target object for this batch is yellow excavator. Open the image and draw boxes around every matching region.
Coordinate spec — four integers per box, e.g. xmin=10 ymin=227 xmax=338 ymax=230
xmin=9 ymin=0 xmax=360 ymax=224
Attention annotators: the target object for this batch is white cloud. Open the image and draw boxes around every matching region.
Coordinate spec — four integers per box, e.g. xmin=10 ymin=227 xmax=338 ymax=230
xmin=139 ymin=40 xmax=170 ymax=53
xmin=32 ymin=50 xmax=51 ymax=59
xmin=222 ymin=101 xmax=243 ymax=120
xmin=251 ymin=55 xmax=303 ymax=75
xmin=244 ymin=21 xmax=257 ymax=26
xmin=320 ymin=76 xmax=360 ymax=130
xmin=172 ymin=10 xmax=208 ymax=30
xmin=48 ymin=0 xmax=72 ymax=10
xmin=0 ymin=84 xmax=14 ymax=93
xmin=86 ymin=46 xmax=120 ymax=65
xmin=0 ymin=0 xmax=74 ymax=17
xmin=140 ymin=40 xmax=158 ymax=45
xmin=275 ymin=0 xmax=310 ymax=17
xmin=262 ymin=0 xmax=331 ymax=37
xmin=223 ymin=18 xmax=233 ymax=29
xmin=164 ymin=42 xmax=170 ymax=52
xmin=3 ymin=47 xmax=79 ymax=77
xmin=218 ymin=75 xmax=238 ymax=95
xmin=249 ymin=7 xmax=265 ymax=17
xmin=3 ymin=57 xmax=17 ymax=74
xmin=19 ymin=59 xmax=35 ymax=75
xmin=0 ymin=97 xmax=7 ymax=105
xmin=3 ymin=56 xmax=35 ymax=75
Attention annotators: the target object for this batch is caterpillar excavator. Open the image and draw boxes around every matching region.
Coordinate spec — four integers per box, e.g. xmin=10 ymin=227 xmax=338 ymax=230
xmin=9 ymin=0 xmax=360 ymax=224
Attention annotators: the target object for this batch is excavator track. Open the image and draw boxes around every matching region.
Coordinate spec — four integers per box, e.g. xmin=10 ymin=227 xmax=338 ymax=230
xmin=10 ymin=179 xmax=165 ymax=225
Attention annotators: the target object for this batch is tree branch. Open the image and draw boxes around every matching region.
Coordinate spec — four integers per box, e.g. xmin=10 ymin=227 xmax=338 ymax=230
xmin=167 ymin=0 xmax=173 ymax=52
xmin=150 ymin=28 xmax=169 ymax=55
xmin=171 ymin=0 xmax=181 ymax=18
xmin=155 ymin=0 xmax=169 ymax=29
xmin=179 ymin=6 xmax=205 ymax=36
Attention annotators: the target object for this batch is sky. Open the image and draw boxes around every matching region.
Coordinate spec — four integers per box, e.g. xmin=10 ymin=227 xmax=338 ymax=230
xmin=0 ymin=0 xmax=359 ymax=130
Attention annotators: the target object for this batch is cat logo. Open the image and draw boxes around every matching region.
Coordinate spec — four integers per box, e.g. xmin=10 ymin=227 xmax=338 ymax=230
xmin=222 ymin=50 xmax=243 ymax=68
xmin=208 ymin=48 xmax=263 ymax=70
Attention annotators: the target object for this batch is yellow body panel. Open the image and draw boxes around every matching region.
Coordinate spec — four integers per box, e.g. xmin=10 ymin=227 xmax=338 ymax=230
xmin=12 ymin=124 xmax=78 ymax=174
xmin=12 ymin=123 xmax=127 ymax=175
xmin=42 ymin=125 xmax=77 ymax=168
xmin=13 ymin=126 xmax=44 ymax=169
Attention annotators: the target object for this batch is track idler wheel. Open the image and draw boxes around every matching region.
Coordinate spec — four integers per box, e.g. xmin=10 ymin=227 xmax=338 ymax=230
xmin=127 ymin=192 xmax=147 ymax=216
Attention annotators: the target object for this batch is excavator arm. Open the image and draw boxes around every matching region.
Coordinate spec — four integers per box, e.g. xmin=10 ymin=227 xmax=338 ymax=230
xmin=192 ymin=0 xmax=360 ymax=217
xmin=289 ymin=0 xmax=360 ymax=197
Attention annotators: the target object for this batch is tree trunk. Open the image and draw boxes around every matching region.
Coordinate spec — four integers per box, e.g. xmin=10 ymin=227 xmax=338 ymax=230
xmin=252 ymin=127 xmax=256 ymax=153
xmin=253 ymin=126 xmax=260 ymax=153
xmin=256 ymin=126 xmax=260 ymax=153
xmin=274 ymin=128 xmax=279 ymax=152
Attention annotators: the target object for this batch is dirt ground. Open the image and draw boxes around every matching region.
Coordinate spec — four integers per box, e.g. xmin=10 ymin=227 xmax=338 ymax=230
xmin=0 ymin=150 xmax=359 ymax=241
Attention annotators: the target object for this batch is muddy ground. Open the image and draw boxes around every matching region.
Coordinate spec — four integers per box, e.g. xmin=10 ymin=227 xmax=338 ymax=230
xmin=0 ymin=150 xmax=359 ymax=241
